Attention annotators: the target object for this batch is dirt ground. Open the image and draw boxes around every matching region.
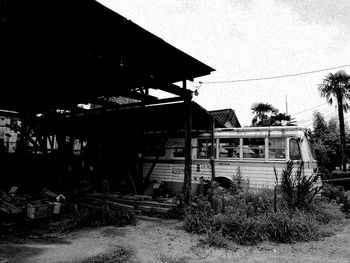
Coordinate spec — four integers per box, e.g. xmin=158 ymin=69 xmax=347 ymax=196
xmin=0 ymin=216 xmax=350 ymax=263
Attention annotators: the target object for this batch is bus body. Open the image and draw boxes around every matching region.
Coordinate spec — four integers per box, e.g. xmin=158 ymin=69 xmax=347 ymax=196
xmin=143 ymin=126 xmax=318 ymax=192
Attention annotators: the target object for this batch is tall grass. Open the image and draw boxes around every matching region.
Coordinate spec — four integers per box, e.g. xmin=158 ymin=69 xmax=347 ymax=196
xmin=185 ymin=165 xmax=344 ymax=246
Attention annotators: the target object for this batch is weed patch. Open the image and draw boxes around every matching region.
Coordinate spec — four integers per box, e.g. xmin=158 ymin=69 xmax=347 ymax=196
xmin=185 ymin=164 xmax=344 ymax=246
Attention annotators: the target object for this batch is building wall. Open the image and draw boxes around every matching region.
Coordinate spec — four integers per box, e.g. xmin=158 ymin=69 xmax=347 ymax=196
xmin=0 ymin=115 xmax=18 ymax=153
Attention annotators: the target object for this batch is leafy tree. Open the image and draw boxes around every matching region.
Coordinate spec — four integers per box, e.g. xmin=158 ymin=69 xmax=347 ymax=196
xmin=312 ymin=111 xmax=327 ymax=141
xmin=318 ymin=70 xmax=350 ymax=171
xmin=251 ymin=103 xmax=294 ymax=127
xmin=251 ymin=103 xmax=278 ymax=126
xmin=310 ymin=111 xmax=350 ymax=176
xmin=310 ymin=112 xmax=340 ymax=174
xmin=270 ymin=113 xmax=296 ymax=126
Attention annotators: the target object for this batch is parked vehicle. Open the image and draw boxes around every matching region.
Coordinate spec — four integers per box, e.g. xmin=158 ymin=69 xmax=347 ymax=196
xmin=143 ymin=126 xmax=319 ymax=192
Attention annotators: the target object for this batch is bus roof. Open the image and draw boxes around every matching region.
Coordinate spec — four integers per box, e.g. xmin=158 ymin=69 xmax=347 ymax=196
xmin=215 ymin=126 xmax=307 ymax=133
xmin=196 ymin=126 xmax=308 ymax=138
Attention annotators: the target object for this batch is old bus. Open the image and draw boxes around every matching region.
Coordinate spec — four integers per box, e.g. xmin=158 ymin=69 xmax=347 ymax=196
xmin=143 ymin=126 xmax=318 ymax=193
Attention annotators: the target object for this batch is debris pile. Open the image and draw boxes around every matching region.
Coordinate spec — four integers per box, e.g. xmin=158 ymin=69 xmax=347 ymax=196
xmin=1 ymin=183 xmax=181 ymax=242
xmin=83 ymin=192 xmax=178 ymax=217
xmin=0 ymin=189 xmax=21 ymax=215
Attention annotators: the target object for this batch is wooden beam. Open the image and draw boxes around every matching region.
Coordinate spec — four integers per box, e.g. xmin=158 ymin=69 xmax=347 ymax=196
xmin=137 ymin=101 xmax=145 ymax=195
xmin=210 ymin=118 xmax=215 ymax=179
xmin=151 ymin=83 xmax=192 ymax=99
xmin=145 ymin=135 xmax=169 ymax=183
xmin=183 ymin=80 xmax=192 ymax=205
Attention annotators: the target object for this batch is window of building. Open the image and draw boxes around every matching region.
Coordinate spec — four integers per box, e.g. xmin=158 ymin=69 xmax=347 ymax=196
xmin=243 ymin=138 xmax=265 ymax=159
xmin=289 ymin=139 xmax=301 ymax=160
xmin=268 ymin=137 xmax=286 ymax=159
xmin=197 ymin=139 xmax=215 ymax=159
xmin=73 ymin=139 xmax=82 ymax=155
xmin=219 ymin=138 xmax=240 ymax=158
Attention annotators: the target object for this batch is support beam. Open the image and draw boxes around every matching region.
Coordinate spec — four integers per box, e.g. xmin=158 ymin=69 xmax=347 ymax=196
xmin=145 ymin=135 xmax=169 ymax=183
xmin=151 ymin=82 xmax=192 ymax=98
xmin=183 ymin=80 xmax=192 ymax=205
xmin=210 ymin=118 xmax=215 ymax=179
xmin=137 ymin=102 xmax=145 ymax=194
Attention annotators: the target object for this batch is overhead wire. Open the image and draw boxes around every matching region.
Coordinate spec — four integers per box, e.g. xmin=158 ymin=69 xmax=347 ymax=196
xmin=195 ymin=63 xmax=350 ymax=86
xmin=290 ymin=103 xmax=328 ymax=116
xmin=298 ymin=111 xmax=337 ymax=125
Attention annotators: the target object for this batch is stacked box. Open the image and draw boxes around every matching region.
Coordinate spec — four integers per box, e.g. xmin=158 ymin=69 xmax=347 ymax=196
xmin=27 ymin=202 xmax=53 ymax=219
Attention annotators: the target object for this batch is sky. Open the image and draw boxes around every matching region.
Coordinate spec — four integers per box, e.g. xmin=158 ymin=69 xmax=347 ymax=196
xmin=98 ymin=0 xmax=350 ymax=127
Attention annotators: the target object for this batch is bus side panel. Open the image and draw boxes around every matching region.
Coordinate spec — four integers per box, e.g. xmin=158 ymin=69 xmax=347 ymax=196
xmin=213 ymin=161 xmax=287 ymax=189
xmin=143 ymin=160 xmax=213 ymax=194
xmin=143 ymin=161 xmax=319 ymax=193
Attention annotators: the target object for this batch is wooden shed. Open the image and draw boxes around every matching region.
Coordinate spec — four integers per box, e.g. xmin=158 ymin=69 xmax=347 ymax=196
xmin=0 ymin=0 xmax=215 ymax=203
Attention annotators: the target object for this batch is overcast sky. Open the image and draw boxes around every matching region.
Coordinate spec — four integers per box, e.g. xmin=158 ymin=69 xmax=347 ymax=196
xmin=98 ymin=0 xmax=350 ymax=127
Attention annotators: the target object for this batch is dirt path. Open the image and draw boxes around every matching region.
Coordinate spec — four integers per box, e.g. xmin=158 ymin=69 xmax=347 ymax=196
xmin=1 ymin=217 xmax=350 ymax=263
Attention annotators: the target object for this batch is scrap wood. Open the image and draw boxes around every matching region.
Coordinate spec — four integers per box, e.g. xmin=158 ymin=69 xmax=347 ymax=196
xmin=0 ymin=189 xmax=21 ymax=214
xmin=135 ymin=200 xmax=177 ymax=208
xmin=41 ymin=188 xmax=58 ymax=199
xmin=8 ymin=186 xmax=19 ymax=196
xmin=0 ymin=190 xmax=11 ymax=202
xmin=0 ymin=199 xmax=22 ymax=214
xmin=86 ymin=193 xmax=137 ymax=206
xmin=81 ymin=197 xmax=135 ymax=210
xmin=87 ymin=193 xmax=121 ymax=199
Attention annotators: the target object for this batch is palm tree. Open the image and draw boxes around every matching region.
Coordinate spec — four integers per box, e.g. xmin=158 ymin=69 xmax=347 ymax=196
xmin=251 ymin=103 xmax=278 ymax=126
xmin=270 ymin=113 xmax=296 ymax=126
xmin=318 ymin=70 xmax=350 ymax=171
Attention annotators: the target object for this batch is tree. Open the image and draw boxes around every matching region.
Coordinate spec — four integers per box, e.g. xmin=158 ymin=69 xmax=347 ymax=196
xmin=251 ymin=103 xmax=278 ymax=126
xmin=312 ymin=111 xmax=327 ymax=141
xmin=310 ymin=112 xmax=340 ymax=175
xmin=318 ymin=70 xmax=350 ymax=171
xmin=251 ymin=103 xmax=294 ymax=127
xmin=270 ymin=113 xmax=296 ymax=126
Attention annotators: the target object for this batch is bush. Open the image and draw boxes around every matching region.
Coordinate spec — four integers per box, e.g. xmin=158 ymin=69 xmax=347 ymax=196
xmin=186 ymin=191 xmax=341 ymax=245
xmin=185 ymin=169 xmax=344 ymax=246
xmin=322 ymin=184 xmax=350 ymax=215
xmin=309 ymin=199 xmax=344 ymax=224
xmin=279 ymin=161 xmax=321 ymax=209
xmin=229 ymin=167 xmax=249 ymax=195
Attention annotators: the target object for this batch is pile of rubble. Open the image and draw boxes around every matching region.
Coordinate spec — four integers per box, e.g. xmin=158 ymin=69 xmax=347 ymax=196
xmin=0 ymin=188 xmax=22 ymax=215
xmin=0 ymin=184 xmax=181 ymax=241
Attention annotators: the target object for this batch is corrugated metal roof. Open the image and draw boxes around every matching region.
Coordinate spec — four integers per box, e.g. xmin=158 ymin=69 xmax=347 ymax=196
xmin=209 ymin=109 xmax=241 ymax=128
xmin=0 ymin=0 xmax=214 ymax=113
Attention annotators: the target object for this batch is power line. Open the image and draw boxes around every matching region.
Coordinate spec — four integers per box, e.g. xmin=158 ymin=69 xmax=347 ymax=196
xmin=291 ymin=103 xmax=327 ymax=116
xmin=196 ymin=63 xmax=350 ymax=85
xmin=298 ymin=111 xmax=337 ymax=125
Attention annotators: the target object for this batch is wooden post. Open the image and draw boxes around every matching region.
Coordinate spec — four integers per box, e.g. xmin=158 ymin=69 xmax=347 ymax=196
xmin=210 ymin=119 xmax=215 ymax=179
xmin=138 ymin=103 xmax=145 ymax=194
xmin=183 ymin=80 xmax=193 ymax=205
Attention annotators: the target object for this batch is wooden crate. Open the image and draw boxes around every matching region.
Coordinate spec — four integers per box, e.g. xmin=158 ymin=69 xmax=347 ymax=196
xmin=27 ymin=202 xmax=53 ymax=219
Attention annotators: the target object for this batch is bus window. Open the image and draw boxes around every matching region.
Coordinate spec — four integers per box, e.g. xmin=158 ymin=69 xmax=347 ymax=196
xmin=243 ymin=138 xmax=265 ymax=159
xmin=144 ymin=137 xmax=166 ymax=157
xmin=219 ymin=138 xmax=240 ymax=158
xmin=144 ymin=146 xmax=165 ymax=157
xmin=173 ymin=147 xmax=185 ymax=157
xmin=289 ymin=139 xmax=301 ymax=160
xmin=268 ymin=138 xmax=286 ymax=159
xmin=197 ymin=139 xmax=215 ymax=159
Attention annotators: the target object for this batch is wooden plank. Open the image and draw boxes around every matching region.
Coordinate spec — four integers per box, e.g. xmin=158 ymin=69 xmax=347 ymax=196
xmin=82 ymin=197 xmax=135 ymax=210
xmin=136 ymin=200 xmax=177 ymax=208
xmin=151 ymin=207 xmax=172 ymax=213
